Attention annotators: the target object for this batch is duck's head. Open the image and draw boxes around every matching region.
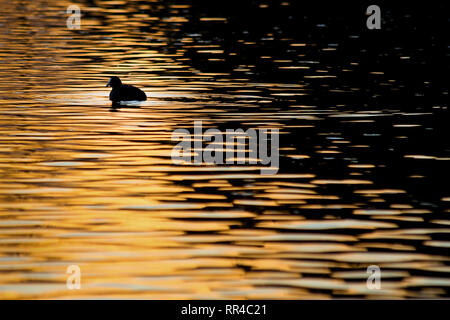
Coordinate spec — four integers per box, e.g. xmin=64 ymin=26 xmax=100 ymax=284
xmin=106 ymin=76 xmax=122 ymax=88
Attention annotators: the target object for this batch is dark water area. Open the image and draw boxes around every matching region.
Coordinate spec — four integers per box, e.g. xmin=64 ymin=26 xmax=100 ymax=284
xmin=0 ymin=0 xmax=448 ymax=298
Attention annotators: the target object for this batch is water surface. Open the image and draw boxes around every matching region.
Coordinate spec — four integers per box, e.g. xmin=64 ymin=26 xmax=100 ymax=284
xmin=0 ymin=0 xmax=449 ymax=299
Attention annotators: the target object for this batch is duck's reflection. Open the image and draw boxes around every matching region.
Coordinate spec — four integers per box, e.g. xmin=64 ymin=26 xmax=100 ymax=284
xmin=109 ymin=101 xmax=142 ymax=112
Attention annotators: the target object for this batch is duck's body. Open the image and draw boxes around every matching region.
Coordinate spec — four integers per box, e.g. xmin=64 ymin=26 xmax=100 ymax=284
xmin=107 ymin=76 xmax=147 ymax=102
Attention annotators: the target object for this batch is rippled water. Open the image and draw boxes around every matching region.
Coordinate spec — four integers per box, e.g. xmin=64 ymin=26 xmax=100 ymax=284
xmin=0 ymin=0 xmax=449 ymax=299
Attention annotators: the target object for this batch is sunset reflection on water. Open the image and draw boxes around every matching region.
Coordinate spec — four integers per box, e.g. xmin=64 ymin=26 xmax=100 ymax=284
xmin=0 ymin=0 xmax=448 ymax=299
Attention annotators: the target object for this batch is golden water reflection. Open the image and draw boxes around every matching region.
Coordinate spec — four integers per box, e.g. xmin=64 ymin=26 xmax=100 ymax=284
xmin=0 ymin=0 xmax=449 ymax=299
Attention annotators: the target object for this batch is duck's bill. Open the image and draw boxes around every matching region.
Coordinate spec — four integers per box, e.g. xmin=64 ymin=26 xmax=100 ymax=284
xmin=106 ymin=80 xmax=111 ymax=87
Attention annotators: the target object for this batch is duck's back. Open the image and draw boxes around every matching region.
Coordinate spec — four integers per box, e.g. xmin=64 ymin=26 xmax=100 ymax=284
xmin=109 ymin=84 xmax=147 ymax=102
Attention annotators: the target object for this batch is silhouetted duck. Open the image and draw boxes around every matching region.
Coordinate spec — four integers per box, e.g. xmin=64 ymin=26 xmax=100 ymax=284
xmin=106 ymin=76 xmax=147 ymax=102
